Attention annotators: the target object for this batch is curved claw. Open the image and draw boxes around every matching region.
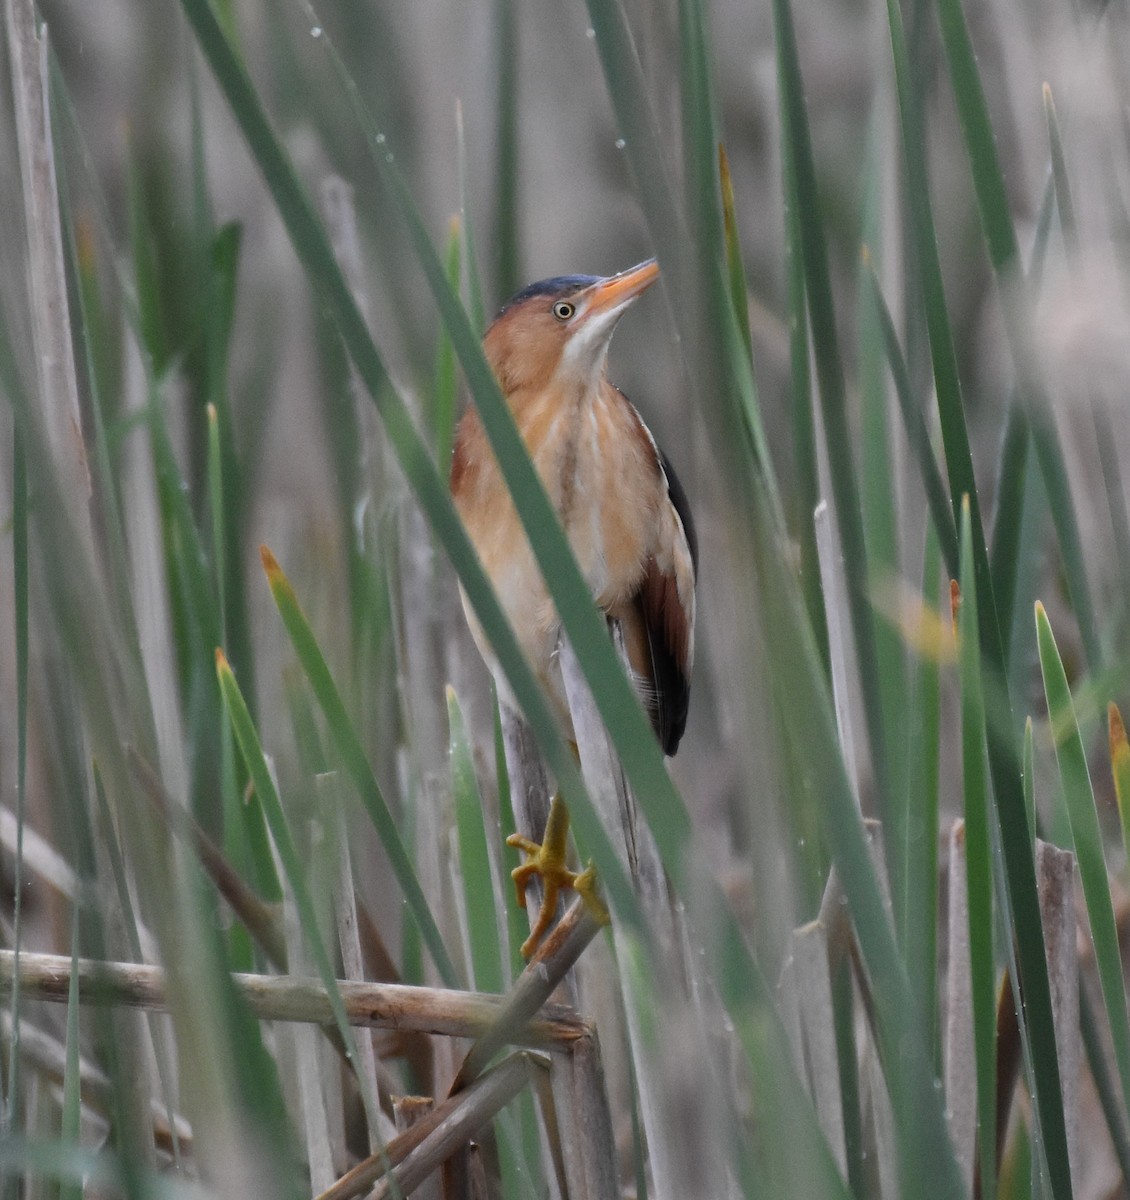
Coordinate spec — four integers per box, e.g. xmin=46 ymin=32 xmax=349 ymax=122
xmin=573 ymin=863 xmax=611 ymax=927
xmin=506 ymin=795 xmax=608 ymax=956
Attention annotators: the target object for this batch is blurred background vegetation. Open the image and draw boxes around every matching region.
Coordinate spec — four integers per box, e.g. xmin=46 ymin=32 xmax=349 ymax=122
xmin=3 ymin=0 xmax=1130 ymax=1196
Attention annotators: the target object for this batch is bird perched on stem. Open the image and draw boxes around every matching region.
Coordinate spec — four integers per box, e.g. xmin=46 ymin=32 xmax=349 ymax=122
xmin=450 ymin=259 xmax=697 ymax=955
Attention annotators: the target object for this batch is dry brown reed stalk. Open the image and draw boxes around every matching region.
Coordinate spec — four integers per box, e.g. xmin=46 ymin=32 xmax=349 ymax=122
xmin=2 ymin=1012 xmax=193 ymax=1156
xmin=856 ymin=822 xmax=898 ymax=1196
xmin=283 ymin=847 xmax=344 ymax=1192
xmin=549 ymin=1027 xmax=620 ymax=1200
xmin=947 ymin=828 xmax=1084 ymax=1195
xmin=499 ymin=705 xmax=561 ymax=978
xmin=1036 ymin=840 xmax=1081 ymax=1186
xmin=777 ymin=919 xmax=846 ymax=1172
xmin=945 ymin=818 xmax=975 ymax=1191
xmin=5 ymin=0 xmax=165 ymax=1164
xmin=449 ymin=892 xmax=617 ymax=1200
xmin=0 ymin=950 xmax=588 ymax=1046
xmin=6 ymin=0 xmax=90 ymax=536
xmin=325 ymin=771 xmax=386 ymax=1154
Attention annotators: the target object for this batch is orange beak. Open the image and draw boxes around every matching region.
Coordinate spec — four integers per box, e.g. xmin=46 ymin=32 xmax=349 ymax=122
xmin=582 ymin=258 xmax=660 ymax=318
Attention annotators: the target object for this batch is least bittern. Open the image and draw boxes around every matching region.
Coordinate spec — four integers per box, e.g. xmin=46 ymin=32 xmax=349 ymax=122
xmin=451 ymin=259 xmax=697 ymax=955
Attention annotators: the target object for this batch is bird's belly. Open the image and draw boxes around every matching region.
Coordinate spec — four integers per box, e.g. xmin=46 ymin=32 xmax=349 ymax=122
xmin=456 ymin=394 xmax=660 ymax=726
xmin=541 ymin=403 xmax=657 ymax=603
xmin=458 ymin=544 xmax=571 ymax=728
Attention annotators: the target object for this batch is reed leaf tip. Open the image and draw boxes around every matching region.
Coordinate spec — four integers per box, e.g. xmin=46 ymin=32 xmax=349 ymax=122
xmin=260 ymin=543 xmax=281 ymax=578
xmin=1110 ymin=702 xmax=1128 ymax=762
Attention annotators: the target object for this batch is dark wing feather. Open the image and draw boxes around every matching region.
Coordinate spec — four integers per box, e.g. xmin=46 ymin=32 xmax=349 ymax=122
xmin=660 ymin=447 xmax=698 ymax=574
xmin=639 ymin=448 xmax=697 ymax=756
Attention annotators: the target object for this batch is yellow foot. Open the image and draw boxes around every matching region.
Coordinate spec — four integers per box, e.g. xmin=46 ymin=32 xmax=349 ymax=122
xmin=506 ymin=795 xmax=610 ymax=957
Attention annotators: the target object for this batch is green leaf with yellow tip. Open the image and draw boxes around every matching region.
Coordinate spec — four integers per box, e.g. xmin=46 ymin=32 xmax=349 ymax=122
xmin=432 ymin=217 xmax=462 ymax=470
xmin=718 ymin=143 xmax=752 ymax=363
xmin=1036 ymin=601 xmax=1130 ymax=1127
xmin=214 ymin=647 xmax=380 ymax=1132
xmin=1108 ymin=703 xmax=1130 ymax=878
xmin=259 ymin=545 xmax=459 ymax=988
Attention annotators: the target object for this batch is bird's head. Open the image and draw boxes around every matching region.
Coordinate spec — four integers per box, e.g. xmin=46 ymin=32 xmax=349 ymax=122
xmin=483 ymin=259 xmax=659 ymax=399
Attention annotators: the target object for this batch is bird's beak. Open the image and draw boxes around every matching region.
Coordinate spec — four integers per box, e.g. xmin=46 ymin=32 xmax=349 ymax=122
xmin=559 ymin=258 xmax=659 ymax=380
xmin=583 ymin=258 xmax=660 ymax=319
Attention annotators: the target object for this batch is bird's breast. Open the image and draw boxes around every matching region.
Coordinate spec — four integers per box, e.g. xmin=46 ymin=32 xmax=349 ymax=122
xmin=451 ymin=380 xmax=676 ymax=735
xmin=452 ymin=383 xmax=662 ymax=632
xmin=519 ymin=384 xmax=661 ymax=604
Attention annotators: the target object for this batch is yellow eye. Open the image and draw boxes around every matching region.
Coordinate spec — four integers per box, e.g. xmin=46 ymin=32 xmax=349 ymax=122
xmin=552 ymin=301 xmax=576 ymax=320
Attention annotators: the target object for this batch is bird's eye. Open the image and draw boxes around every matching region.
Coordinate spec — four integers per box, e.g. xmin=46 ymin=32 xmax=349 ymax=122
xmin=552 ymin=301 xmax=576 ymax=321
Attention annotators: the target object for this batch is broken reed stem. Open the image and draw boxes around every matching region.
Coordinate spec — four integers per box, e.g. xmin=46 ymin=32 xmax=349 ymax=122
xmin=324 ymin=772 xmax=385 ymax=1154
xmin=370 ymin=1054 xmax=544 ymax=1200
xmin=551 ymin=1028 xmax=620 ymax=1200
xmin=318 ymin=1054 xmax=544 ymax=1200
xmin=451 ymin=896 xmax=603 ymax=1092
xmin=4 ymin=1012 xmax=192 ymax=1154
xmin=130 ymin=750 xmax=289 ymax=969
xmin=0 ymin=950 xmax=587 ymax=1047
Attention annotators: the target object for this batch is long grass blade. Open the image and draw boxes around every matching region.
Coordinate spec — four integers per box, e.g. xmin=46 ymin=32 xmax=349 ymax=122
xmin=884 ymin=0 xmax=1072 ymax=1185
xmin=490 ymin=0 xmax=520 ymax=299
xmin=866 ymin=264 xmax=958 ymax=577
xmin=59 ymin=914 xmax=82 ymax=1200
xmin=773 ymin=0 xmax=892 ymax=822
xmin=782 ymin=129 xmax=828 ymax=671
xmin=215 ymin=649 xmax=381 ymax=1136
xmin=959 ymin=499 xmax=997 ymax=1200
xmin=447 ymin=688 xmax=505 ymax=994
xmin=932 ymin=0 xmax=1099 ymax=674
xmin=586 ymin=0 xmax=775 ymax=493
xmin=1036 ymin=604 xmax=1130 ymax=1121
xmin=904 ymin=525 xmax=942 ymax=1063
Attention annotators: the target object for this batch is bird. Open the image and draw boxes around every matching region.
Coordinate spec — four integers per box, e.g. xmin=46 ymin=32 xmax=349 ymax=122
xmin=450 ymin=258 xmax=697 ymax=955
